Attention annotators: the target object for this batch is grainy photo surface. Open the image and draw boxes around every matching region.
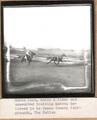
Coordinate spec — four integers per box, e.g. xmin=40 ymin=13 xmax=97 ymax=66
xmin=2 ymin=1 xmax=94 ymax=97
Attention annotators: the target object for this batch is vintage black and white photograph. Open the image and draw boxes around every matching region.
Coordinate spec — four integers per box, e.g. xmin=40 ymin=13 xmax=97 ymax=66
xmin=2 ymin=1 xmax=95 ymax=97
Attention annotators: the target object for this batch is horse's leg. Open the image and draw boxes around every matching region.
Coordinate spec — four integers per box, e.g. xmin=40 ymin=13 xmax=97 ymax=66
xmin=54 ymin=59 xmax=59 ymax=65
xmin=27 ymin=56 xmax=32 ymax=64
xmin=25 ymin=55 xmax=29 ymax=64
xmin=54 ymin=57 xmax=58 ymax=65
xmin=61 ymin=58 xmax=63 ymax=62
xmin=21 ymin=57 xmax=24 ymax=63
xmin=25 ymin=55 xmax=28 ymax=62
xmin=54 ymin=59 xmax=58 ymax=65
xmin=30 ymin=56 xmax=32 ymax=62
xmin=28 ymin=60 xmax=30 ymax=64
xmin=28 ymin=58 xmax=31 ymax=64
xmin=30 ymin=56 xmax=32 ymax=63
xmin=26 ymin=57 xmax=30 ymax=64
xmin=58 ymin=60 xmax=60 ymax=64
xmin=23 ymin=58 xmax=26 ymax=63
xmin=54 ymin=60 xmax=56 ymax=64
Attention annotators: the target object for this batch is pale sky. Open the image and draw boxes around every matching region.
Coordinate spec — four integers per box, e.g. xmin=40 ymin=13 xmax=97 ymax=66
xmin=4 ymin=5 xmax=91 ymax=50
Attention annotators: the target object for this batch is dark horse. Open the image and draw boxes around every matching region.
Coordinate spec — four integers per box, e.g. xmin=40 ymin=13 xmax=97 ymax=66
xmin=47 ymin=54 xmax=66 ymax=65
xmin=21 ymin=51 xmax=36 ymax=64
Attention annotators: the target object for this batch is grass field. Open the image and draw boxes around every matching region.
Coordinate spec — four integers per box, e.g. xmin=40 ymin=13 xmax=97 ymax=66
xmin=7 ymin=59 xmax=91 ymax=94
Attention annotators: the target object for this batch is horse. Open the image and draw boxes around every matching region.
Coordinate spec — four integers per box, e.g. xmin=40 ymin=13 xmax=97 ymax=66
xmin=47 ymin=54 xmax=66 ymax=65
xmin=21 ymin=55 xmax=27 ymax=63
xmin=21 ymin=51 xmax=36 ymax=64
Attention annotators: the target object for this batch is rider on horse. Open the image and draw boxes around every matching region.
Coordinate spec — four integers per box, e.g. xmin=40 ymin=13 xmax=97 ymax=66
xmin=21 ymin=48 xmax=36 ymax=63
xmin=25 ymin=49 xmax=31 ymax=58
